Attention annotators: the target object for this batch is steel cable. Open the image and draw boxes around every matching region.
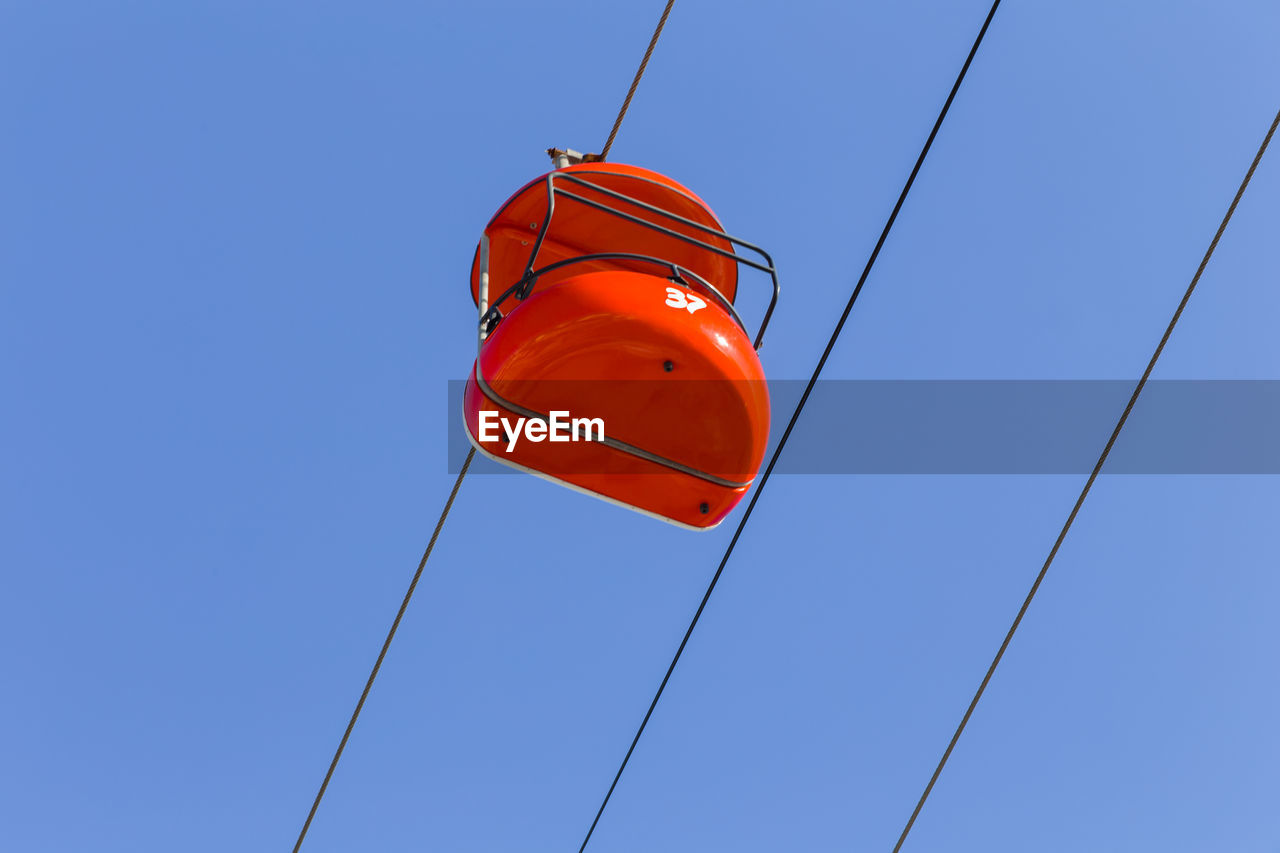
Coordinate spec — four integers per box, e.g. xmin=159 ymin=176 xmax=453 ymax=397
xmin=599 ymin=0 xmax=675 ymax=161
xmin=890 ymin=104 xmax=1280 ymax=852
xmin=291 ymin=448 xmax=475 ymax=852
xmin=292 ymin=4 xmax=680 ymax=845
xmin=575 ymin=3 xmax=1004 ymax=850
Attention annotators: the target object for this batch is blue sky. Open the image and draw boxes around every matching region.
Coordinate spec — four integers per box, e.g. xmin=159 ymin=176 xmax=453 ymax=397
xmin=3 ymin=1 xmax=1278 ymax=851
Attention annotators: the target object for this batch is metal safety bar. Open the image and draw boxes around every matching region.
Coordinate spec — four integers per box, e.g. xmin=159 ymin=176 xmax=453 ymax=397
xmin=480 ymin=252 xmax=748 ymax=340
xmin=480 ymin=167 xmax=781 ymax=352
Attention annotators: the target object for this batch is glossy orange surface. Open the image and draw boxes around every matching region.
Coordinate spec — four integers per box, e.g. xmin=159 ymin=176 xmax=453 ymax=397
xmin=463 ymin=270 xmax=769 ymax=529
xmin=469 ymin=162 xmax=739 ymax=310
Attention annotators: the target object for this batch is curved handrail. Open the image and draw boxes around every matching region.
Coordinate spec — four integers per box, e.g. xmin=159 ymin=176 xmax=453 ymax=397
xmin=478 ymin=168 xmax=781 ymax=351
xmin=480 ymin=252 xmax=749 ymax=341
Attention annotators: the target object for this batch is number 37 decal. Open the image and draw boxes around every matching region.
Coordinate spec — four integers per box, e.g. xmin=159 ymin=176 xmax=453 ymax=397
xmin=664 ymin=287 xmax=707 ymax=314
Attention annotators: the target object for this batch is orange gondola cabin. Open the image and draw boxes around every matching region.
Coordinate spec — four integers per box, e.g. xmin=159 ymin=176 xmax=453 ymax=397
xmin=463 ymin=153 xmax=779 ymax=529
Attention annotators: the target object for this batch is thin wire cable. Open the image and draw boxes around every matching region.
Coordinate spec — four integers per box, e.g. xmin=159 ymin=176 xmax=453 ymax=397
xmin=292 ymin=447 xmax=475 ymax=852
xmin=890 ymin=104 xmax=1280 ymax=853
xmin=297 ymin=6 xmax=673 ymax=845
xmin=599 ymin=0 xmax=675 ymax=161
xmin=575 ymin=4 xmax=1003 ymax=850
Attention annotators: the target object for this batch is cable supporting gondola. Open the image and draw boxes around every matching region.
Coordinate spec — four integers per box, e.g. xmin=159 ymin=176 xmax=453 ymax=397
xmin=291 ymin=449 xmax=474 ymax=853
xmin=600 ymin=0 xmax=675 ymax=161
xmin=288 ymin=4 xmax=681 ymax=847
xmin=890 ymin=103 xmax=1280 ymax=853
xmin=574 ymin=2 xmax=1004 ymax=849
